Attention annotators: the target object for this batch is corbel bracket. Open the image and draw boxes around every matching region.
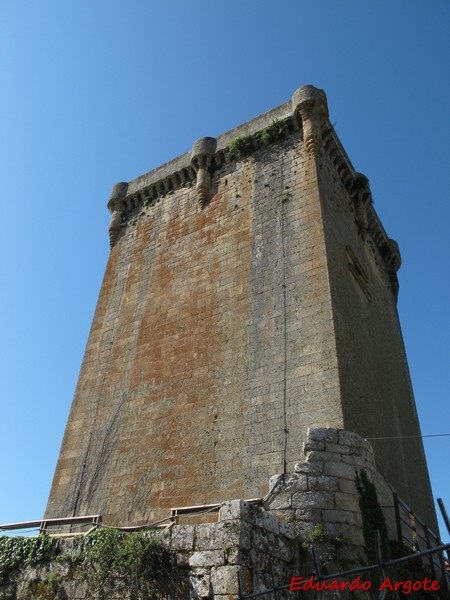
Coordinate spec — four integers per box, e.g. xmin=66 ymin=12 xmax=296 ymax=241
xmin=292 ymin=85 xmax=329 ymax=159
xmin=190 ymin=137 xmax=217 ymax=207
xmin=107 ymin=182 xmax=128 ymax=247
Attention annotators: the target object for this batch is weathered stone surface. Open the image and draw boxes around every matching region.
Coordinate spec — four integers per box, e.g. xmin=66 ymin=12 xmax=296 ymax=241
xmin=190 ymin=568 xmax=211 ymax=598
xmin=306 ymin=450 xmax=343 ymax=463
xmin=254 ymin=509 xmax=280 ymax=534
xmin=280 ymin=473 xmax=309 ymax=492
xmin=303 ymin=440 xmax=325 ymax=452
xmin=324 ymin=522 xmax=365 ymax=546
xmin=325 ymin=441 xmax=351 ymax=455
xmin=322 ymin=509 xmax=356 ymax=524
xmin=294 ymin=460 xmax=324 ymax=475
xmin=295 ymin=507 xmax=322 ymax=522
xmin=219 ymin=499 xmax=253 ymax=523
xmin=195 ymin=521 xmax=250 ymax=551
xmin=189 ymin=550 xmax=225 ymax=567
xmin=324 ymin=461 xmax=355 ymax=480
xmin=339 ymin=479 xmax=357 ymax=494
xmin=308 ymin=475 xmax=339 ymax=491
xmin=293 ymin=520 xmax=319 ymax=539
xmin=268 ymin=473 xmax=284 ymax=491
xmin=335 ymin=491 xmax=359 ymax=512
xmin=270 ymin=508 xmax=295 ymax=524
xmin=342 ymin=454 xmax=370 ymax=467
xmin=339 ymin=430 xmax=368 ymax=448
xmin=272 ymin=538 xmax=292 ymax=562
xmin=210 ymin=565 xmax=251 ymax=595
xmin=45 ymin=82 xmax=438 ymax=540
xmin=171 ymin=524 xmax=195 ymax=551
xmin=307 ymin=427 xmax=339 ymax=443
xmin=292 ymin=490 xmax=334 ymax=509
xmin=277 ymin=519 xmax=296 ymax=540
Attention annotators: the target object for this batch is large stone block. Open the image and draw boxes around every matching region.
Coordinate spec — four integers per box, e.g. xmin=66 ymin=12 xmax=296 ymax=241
xmin=254 ymin=509 xmax=280 ymax=534
xmin=190 ymin=568 xmax=212 ymax=599
xmin=322 ymin=509 xmax=356 ymax=525
xmin=292 ymin=490 xmax=334 ymax=510
xmin=294 ymin=507 xmax=322 ymax=522
xmin=219 ymin=499 xmax=254 ymax=523
xmin=324 ymin=461 xmax=355 ymax=480
xmin=308 ymin=475 xmax=339 ymax=492
xmin=210 ymin=565 xmax=252 ymax=595
xmin=195 ymin=522 xmax=243 ymax=551
xmin=189 ymin=550 xmax=226 ymax=568
xmin=335 ymin=491 xmax=359 ymax=512
xmin=267 ymin=492 xmax=293 ymax=510
xmin=307 ymin=428 xmax=339 ymax=443
xmin=171 ymin=525 xmax=195 ymax=551
xmin=294 ymin=460 xmax=324 ymax=475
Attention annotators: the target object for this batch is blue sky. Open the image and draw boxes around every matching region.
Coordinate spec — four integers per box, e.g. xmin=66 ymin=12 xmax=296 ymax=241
xmin=1 ymin=1 xmax=449 ymax=544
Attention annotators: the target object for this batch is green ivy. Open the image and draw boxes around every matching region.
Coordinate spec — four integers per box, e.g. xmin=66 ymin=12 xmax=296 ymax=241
xmin=227 ymin=136 xmax=249 ymax=161
xmin=0 ymin=530 xmax=182 ymax=600
xmin=260 ymin=117 xmax=290 ymax=145
xmin=0 ymin=535 xmax=56 ymax=585
xmin=22 ymin=572 xmax=61 ymax=600
xmin=355 ymin=469 xmax=390 ymax=563
xmin=76 ymin=528 xmax=179 ymax=600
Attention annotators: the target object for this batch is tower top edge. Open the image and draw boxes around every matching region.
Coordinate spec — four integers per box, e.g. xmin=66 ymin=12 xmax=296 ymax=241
xmin=118 ymin=85 xmax=336 ymax=198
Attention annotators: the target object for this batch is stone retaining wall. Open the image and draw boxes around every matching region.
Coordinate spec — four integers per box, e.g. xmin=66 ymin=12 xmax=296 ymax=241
xmin=2 ymin=428 xmax=410 ymax=599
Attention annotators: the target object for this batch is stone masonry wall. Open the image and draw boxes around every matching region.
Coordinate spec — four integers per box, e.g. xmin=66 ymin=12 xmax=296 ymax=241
xmin=317 ymin=131 xmax=438 ymax=530
xmin=46 ymin=85 xmax=438 ymax=541
xmin=46 ymin=106 xmax=343 ymax=526
xmin=266 ymin=428 xmax=371 ymax=568
xmin=3 ymin=500 xmax=299 ymax=600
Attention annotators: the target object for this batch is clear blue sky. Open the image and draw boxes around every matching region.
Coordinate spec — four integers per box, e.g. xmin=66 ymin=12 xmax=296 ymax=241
xmin=1 ymin=1 xmax=449 ymax=543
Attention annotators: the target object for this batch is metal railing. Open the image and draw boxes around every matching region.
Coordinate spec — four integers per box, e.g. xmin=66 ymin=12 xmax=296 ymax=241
xmin=390 ymin=492 xmax=449 ymax=581
xmin=0 ymin=515 xmax=102 ymax=536
xmin=230 ymin=536 xmax=450 ymax=600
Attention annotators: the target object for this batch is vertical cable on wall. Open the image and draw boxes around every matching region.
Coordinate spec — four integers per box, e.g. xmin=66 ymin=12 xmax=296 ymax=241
xmin=279 ymin=151 xmax=289 ymax=475
xmin=71 ymin=237 xmax=135 ymax=518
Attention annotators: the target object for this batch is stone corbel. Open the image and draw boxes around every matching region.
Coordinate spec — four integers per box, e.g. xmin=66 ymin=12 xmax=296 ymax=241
xmin=292 ymin=85 xmax=329 ymax=159
xmin=386 ymin=238 xmax=402 ymax=273
xmin=352 ymin=173 xmax=372 ymax=233
xmin=190 ymin=137 xmax=217 ymax=207
xmin=107 ymin=182 xmax=128 ymax=248
xmin=385 ymin=238 xmax=401 ymax=300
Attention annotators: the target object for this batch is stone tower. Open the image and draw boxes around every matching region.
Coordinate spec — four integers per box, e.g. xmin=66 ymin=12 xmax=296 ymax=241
xmin=45 ymin=85 xmax=437 ymax=535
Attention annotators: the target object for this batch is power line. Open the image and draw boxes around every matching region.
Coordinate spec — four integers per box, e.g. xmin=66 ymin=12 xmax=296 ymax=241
xmin=365 ymin=433 xmax=450 ymax=441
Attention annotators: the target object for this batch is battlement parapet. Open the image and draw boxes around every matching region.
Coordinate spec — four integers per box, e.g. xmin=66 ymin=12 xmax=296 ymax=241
xmin=107 ymin=85 xmax=400 ymax=293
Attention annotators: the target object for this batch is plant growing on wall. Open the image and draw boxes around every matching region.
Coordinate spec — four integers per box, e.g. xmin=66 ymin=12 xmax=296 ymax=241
xmin=0 ymin=530 xmax=183 ymax=600
xmin=77 ymin=529 xmax=180 ymax=599
xmin=227 ymin=136 xmax=248 ymax=161
xmin=355 ymin=469 xmax=390 ymax=563
xmin=260 ymin=117 xmax=290 ymax=145
xmin=0 ymin=535 xmax=56 ymax=586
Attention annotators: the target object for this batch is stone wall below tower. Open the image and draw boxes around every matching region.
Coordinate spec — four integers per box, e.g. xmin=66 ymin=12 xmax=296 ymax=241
xmin=2 ymin=428 xmax=442 ymax=599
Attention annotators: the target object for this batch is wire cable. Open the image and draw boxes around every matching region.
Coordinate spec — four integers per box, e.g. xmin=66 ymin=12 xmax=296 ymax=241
xmin=365 ymin=433 xmax=450 ymax=441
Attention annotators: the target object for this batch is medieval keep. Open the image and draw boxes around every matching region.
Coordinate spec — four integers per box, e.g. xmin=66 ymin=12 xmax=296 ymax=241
xmin=45 ymin=86 xmax=439 ymax=578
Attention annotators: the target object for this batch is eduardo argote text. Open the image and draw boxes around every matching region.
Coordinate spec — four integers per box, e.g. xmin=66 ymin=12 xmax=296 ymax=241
xmin=290 ymin=575 xmax=440 ymax=595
